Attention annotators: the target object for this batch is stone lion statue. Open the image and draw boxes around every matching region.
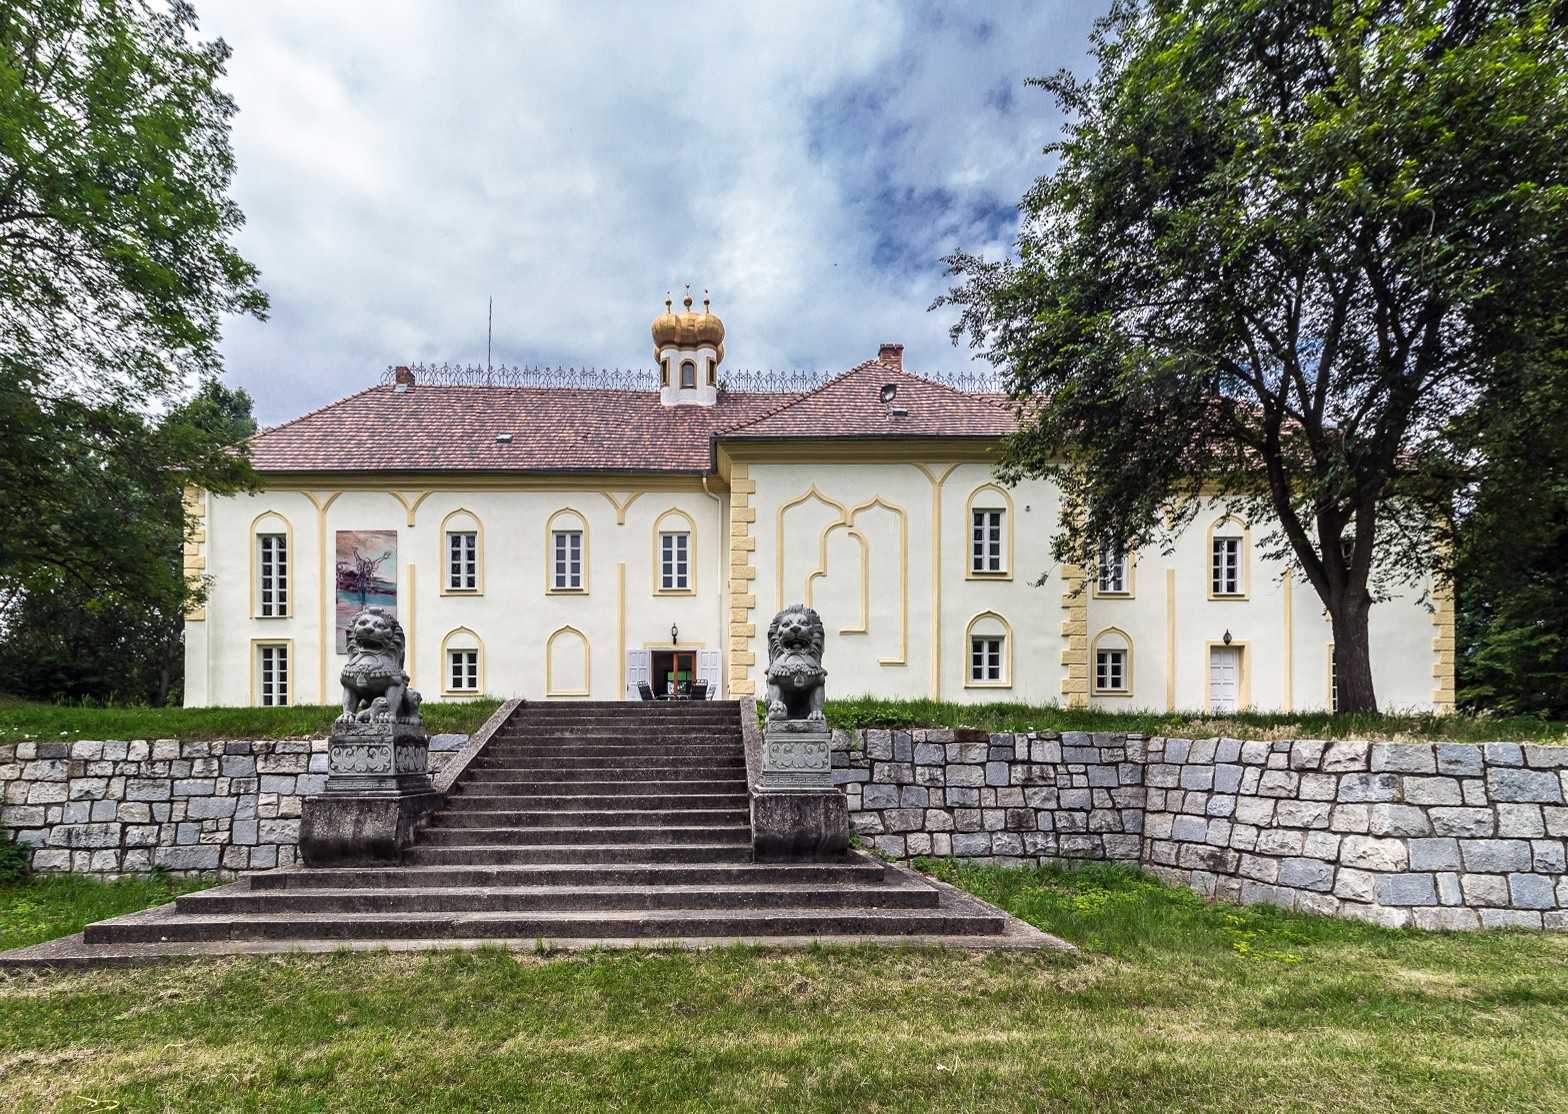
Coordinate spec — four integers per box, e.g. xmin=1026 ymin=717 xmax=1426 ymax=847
xmin=338 ymin=607 xmax=422 ymax=724
xmin=765 ymin=604 xmax=827 ymax=723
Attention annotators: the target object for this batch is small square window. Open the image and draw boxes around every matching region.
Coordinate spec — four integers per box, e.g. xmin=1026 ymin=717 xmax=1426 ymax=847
xmin=1095 ymin=648 xmax=1127 ymax=693
xmin=969 ymin=636 xmax=1004 ymax=683
xmin=448 ymin=648 xmax=479 ymax=692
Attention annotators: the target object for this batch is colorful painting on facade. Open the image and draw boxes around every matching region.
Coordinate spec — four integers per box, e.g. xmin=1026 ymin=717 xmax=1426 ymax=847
xmin=335 ymin=529 xmax=397 ymax=653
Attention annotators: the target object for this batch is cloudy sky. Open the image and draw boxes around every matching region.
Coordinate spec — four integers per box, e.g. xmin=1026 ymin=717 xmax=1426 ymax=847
xmin=199 ymin=1 xmax=1106 ymax=425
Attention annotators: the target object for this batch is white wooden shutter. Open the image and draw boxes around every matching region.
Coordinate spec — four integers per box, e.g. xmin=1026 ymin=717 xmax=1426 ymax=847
xmin=624 ymin=649 xmax=652 ymax=700
xmin=696 ymin=650 xmax=722 ymax=697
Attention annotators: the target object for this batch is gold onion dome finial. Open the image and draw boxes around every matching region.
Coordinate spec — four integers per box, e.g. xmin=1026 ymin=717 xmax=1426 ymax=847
xmin=651 ymin=285 xmax=726 ymax=360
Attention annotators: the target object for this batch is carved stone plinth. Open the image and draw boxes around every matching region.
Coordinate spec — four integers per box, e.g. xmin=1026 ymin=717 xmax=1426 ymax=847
xmin=299 ymin=719 xmax=440 ymax=867
xmin=758 ymin=718 xmax=834 ymax=790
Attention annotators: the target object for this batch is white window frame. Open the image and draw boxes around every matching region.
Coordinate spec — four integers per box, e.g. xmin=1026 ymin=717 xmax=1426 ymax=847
xmin=447 ymin=648 xmax=479 ymax=693
xmin=552 ymin=529 xmax=584 ymax=591
xmin=680 ymin=359 xmax=697 ymax=388
xmin=1095 ymin=647 xmax=1127 ymax=693
xmin=1097 ymin=541 xmax=1128 ymax=595
xmin=256 ymin=643 xmax=290 ymax=707
xmin=257 ymin=533 xmax=288 ymax=617
xmin=659 ymin=530 xmax=690 ymax=592
xmin=969 ymin=635 xmax=1004 ymax=683
xmin=971 ymin=509 xmax=1004 ymax=575
xmin=1211 ymin=536 xmax=1242 ymax=596
xmin=446 ymin=530 xmax=478 ymax=592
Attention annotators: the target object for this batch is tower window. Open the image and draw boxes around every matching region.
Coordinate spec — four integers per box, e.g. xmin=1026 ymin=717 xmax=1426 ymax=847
xmin=680 ymin=360 xmax=697 ymax=389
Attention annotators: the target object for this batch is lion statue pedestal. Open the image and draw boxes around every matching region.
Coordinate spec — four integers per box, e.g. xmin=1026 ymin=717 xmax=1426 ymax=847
xmin=300 ymin=607 xmax=442 ymax=867
xmin=752 ymin=605 xmax=848 ymax=861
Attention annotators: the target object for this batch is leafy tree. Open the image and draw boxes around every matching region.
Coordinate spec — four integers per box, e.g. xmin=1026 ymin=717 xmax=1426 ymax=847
xmin=1456 ymin=352 xmax=1568 ymax=717
xmin=0 ymin=0 xmax=265 ymax=620
xmin=0 ymin=379 xmax=256 ymax=705
xmin=939 ymin=0 xmax=1568 ymax=711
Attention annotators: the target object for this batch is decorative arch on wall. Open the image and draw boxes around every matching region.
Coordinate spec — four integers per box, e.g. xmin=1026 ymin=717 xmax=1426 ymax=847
xmin=775 ymin=485 xmax=849 ymax=611
xmin=546 ymin=624 xmax=591 ymax=697
xmin=848 ymin=495 xmax=909 ymax=665
xmin=962 ymin=610 xmax=1014 ymax=689
xmin=249 ymin=510 xmax=294 ymax=619
xmin=1205 ymin=513 xmax=1252 ymax=599
xmin=963 ymin=483 xmax=1014 ymax=580
xmin=439 ymin=625 xmax=485 ymax=696
xmin=438 ymin=507 xmax=485 ymax=596
xmin=545 ymin=507 xmax=590 ymax=594
xmin=806 ymin=522 xmax=870 ymax=632
xmin=651 ymin=507 xmax=698 ymax=596
xmin=1090 ymin=625 xmax=1134 ymax=697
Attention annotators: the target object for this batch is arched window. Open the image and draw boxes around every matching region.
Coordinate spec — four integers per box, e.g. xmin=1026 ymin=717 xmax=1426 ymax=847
xmin=440 ymin=508 xmax=483 ymax=595
xmin=440 ymin=627 xmax=484 ymax=695
xmin=652 ymin=508 xmax=697 ymax=595
xmin=546 ymin=625 xmax=591 ymax=697
xmin=545 ymin=508 xmax=589 ymax=593
xmin=1206 ymin=514 xmax=1250 ymax=599
xmin=1091 ymin=627 xmax=1133 ymax=697
xmin=964 ymin=611 xmax=1013 ymax=688
xmin=250 ymin=511 xmax=293 ymax=619
xmin=680 ymin=360 xmax=697 ymax=389
xmin=964 ymin=484 xmax=1013 ymax=579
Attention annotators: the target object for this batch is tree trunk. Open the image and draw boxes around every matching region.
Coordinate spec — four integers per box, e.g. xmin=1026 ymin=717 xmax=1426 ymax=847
xmin=1328 ymin=592 xmax=1378 ymax=714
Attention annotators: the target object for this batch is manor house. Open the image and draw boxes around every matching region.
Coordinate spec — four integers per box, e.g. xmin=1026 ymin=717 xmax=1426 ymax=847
xmin=183 ymin=296 xmax=1453 ymax=713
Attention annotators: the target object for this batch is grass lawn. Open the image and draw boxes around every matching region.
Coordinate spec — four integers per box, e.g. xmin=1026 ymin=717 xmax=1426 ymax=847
xmin=3 ymin=864 xmax=1566 ymax=1112
xmin=0 ymin=698 xmax=503 ymax=744
xmin=823 ymin=695 xmax=1568 ymax=743
xmin=0 ymin=874 xmax=212 ymax=953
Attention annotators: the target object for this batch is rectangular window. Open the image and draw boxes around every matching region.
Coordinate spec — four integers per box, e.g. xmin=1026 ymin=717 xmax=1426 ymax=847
xmin=257 ymin=534 xmax=288 ymax=617
xmin=969 ymin=636 xmax=1003 ymax=683
xmin=552 ymin=529 xmax=583 ymax=590
xmin=1212 ymin=537 xmax=1241 ymax=595
xmin=447 ymin=531 xmax=477 ymax=591
xmin=1095 ymin=648 xmax=1127 ymax=692
xmin=1329 ymin=647 xmax=1339 ymax=712
xmin=971 ymin=509 xmax=1004 ymax=574
xmin=1098 ymin=541 xmax=1127 ymax=594
xmin=257 ymin=644 xmax=289 ymax=706
xmin=660 ymin=531 xmax=690 ymax=591
xmin=448 ymin=649 xmax=479 ymax=692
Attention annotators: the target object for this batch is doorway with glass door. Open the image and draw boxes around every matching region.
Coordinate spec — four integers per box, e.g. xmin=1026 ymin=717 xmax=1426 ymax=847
xmin=623 ymin=648 xmax=722 ymax=700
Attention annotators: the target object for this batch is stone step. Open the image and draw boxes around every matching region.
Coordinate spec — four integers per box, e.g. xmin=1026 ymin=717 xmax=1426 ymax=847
xmin=418 ymin=825 xmax=752 ymax=847
xmin=174 ymin=883 xmax=939 ymax=916
xmin=248 ymin=861 xmax=890 ymax=890
xmin=442 ymin=793 xmax=750 ymax=811
xmin=450 ymin=778 xmax=748 ymax=796
xmin=482 ymin=743 xmax=741 ymax=756
xmin=403 ymin=843 xmax=756 ymax=866
xmin=85 ymin=906 xmax=1007 ymax=945
xmin=428 ymin=808 xmax=750 ymax=829
xmin=489 ymin=736 xmax=741 ymax=746
xmin=513 ymin=717 xmax=739 ymax=727
xmin=471 ymin=756 xmax=745 ymax=771
xmin=463 ymin=764 xmax=745 ymax=782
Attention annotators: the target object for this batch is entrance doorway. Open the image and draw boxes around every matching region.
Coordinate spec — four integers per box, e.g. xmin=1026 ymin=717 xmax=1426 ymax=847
xmin=1209 ymin=645 xmax=1242 ymax=712
xmin=623 ymin=648 xmax=722 ymax=700
xmin=652 ymin=650 xmax=696 ymax=699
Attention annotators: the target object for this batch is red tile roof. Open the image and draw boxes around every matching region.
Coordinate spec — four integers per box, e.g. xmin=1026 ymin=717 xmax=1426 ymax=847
xmin=245 ymin=360 xmax=1016 ymax=475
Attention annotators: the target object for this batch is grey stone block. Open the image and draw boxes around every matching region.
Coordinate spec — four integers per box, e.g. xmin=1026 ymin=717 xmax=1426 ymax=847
xmin=1532 ymin=839 xmax=1566 ymax=872
xmin=871 ymin=762 xmax=914 ymax=785
xmin=1276 ymin=800 xmax=1332 ymax=829
xmin=1429 ymin=807 xmax=1496 ymax=837
xmin=985 ymin=761 xmax=1011 ymax=787
xmin=1459 ymin=838 xmax=1532 ymax=872
xmin=1461 ymin=873 xmax=1510 ymax=905
xmin=1480 ymin=909 xmax=1542 ymax=929
xmin=154 ymin=845 xmax=220 ymax=871
xmin=951 ymin=832 xmax=991 ymax=856
xmin=1258 ymin=770 xmax=1299 ymax=797
xmin=862 ymin=784 xmax=899 ymax=809
xmin=1483 ymin=742 xmax=1524 ymax=767
xmin=1337 ymin=773 xmax=1400 ymax=803
xmin=1289 ymin=740 xmax=1326 ymax=770
xmin=1497 ymin=802 xmax=1546 ymax=837
xmin=1409 ymin=838 xmax=1461 ymax=870
xmin=1370 ymin=744 xmax=1436 ymax=774
xmin=913 ymin=743 xmax=945 ymax=765
xmin=1508 ymin=873 xmax=1557 ymax=910
xmin=1180 ymin=766 xmax=1216 ymax=791
xmin=1341 ymin=835 xmax=1409 ymax=871
xmin=1403 ymin=777 xmax=1462 ymax=806
xmin=1375 ymin=873 xmax=1438 ymax=906
xmin=186 ymin=796 xmax=237 ymax=820
xmin=898 ymin=786 xmax=929 ymax=807
xmin=1279 ymin=857 xmax=1335 ymax=892
xmin=1435 ymin=744 xmax=1484 ymax=776
xmin=1368 ymin=804 xmax=1431 ymax=838
xmin=1487 ymin=767 xmax=1562 ymax=803
xmin=884 ymin=808 xmax=925 ymax=833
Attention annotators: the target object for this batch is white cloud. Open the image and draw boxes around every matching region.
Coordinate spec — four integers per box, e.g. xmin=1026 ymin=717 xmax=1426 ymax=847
xmin=198 ymin=0 xmax=1105 ymax=423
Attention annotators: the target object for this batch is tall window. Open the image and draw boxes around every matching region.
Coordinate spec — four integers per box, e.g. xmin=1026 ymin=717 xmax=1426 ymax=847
xmin=1329 ymin=645 xmax=1339 ymax=712
xmin=1095 ymin=647 xmax=1127 ymax=693
xmin=257 ymin=533 xmax=288 ymax=617
xmin=660 ymin=531 xmax=690 ymax=591
xmin=970 ymin=635 xmax=1004 ymax=683
xmin=257 ymin=643 xmax=289 ymax=706
xmin=971 ymin=509 xmax=1004 ymax=574
xmin=680 ymin=360 xmax=697 ymax=388
xmin=1098 ymin=541 xmax=1127 ymax=594
xmin=553 ymin=529 xmax=583 ymax=590
xmin=1212 ymin=536 xmax=1242 ymax=596
xmin=447 ymin=530 xmax=477 ymax=591
xmin=448 ymin=648 xmax=479 ymax=692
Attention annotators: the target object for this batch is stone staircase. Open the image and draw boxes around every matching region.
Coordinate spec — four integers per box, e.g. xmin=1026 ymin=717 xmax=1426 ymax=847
xmin=4 ymin=702 xmax=1052 ymax=964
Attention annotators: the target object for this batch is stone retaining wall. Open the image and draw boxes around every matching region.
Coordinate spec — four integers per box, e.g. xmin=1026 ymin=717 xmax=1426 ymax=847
xmin=835 ymin=729 xmax=1568 ymax=930
xmin=0 ymin=734 xmax=467 ymax=875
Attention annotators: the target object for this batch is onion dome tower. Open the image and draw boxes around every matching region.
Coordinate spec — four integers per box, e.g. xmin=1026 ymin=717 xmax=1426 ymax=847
xmin=652 ymin=287 xmax=725 ymax=407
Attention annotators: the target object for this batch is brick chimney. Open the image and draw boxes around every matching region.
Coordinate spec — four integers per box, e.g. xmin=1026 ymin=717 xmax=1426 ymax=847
xmin=878 ymin=343 xmax=904 ymax=371
xmin=393 ymin=366 xmax=416 ymax=386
